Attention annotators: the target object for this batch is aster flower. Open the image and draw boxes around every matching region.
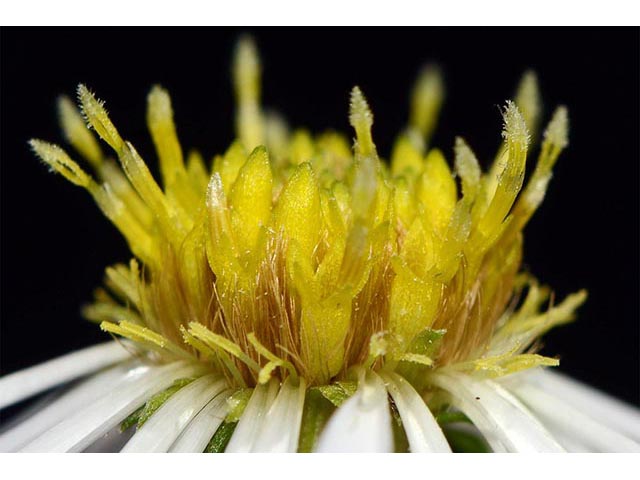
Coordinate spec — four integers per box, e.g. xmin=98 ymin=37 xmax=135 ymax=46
xmin=1 ymin=37 xmax=638 ymax=453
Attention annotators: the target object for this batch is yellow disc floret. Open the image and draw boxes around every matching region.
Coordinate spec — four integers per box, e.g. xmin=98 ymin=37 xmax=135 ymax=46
xmin=31 ymin=37 xmax=585 ymax=389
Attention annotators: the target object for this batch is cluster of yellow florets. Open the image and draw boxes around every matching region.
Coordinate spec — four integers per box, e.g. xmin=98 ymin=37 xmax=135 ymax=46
xmin=31 ymin=38 xmax=585 ymax=390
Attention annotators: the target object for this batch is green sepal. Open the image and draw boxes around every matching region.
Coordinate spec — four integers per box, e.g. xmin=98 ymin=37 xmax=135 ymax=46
xmin=297 ymin=388 xmax=336 ymax=452
xmin=442 ymin=424 xmax=491 ymax=453
xmin=120 ymin=406 xmax=143 ymax=432
xmin=316 ymin=381 xmax=357 ymax=407
xmin=225 ymin=388 xmax=252 ymax=422
xmin=436 ymin=410 xmax=472 ymax=425
xmin=407 ymin=328 xmax=446 ymax=359
xmin=204 ymin=421 xmax=238 ymax=453
xmin=397 ymin=328 xmax=446 ymax=388
xmin=136 ymin=377 xmax=195 ymax=429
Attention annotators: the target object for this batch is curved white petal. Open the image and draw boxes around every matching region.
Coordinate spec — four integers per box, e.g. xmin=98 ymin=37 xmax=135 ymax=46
xmin=83 ymin=424 xmax=135 ymax=453
xmin=251 ymin=377 xmax=307 ymax=452
xmin=0 ymin=360 xmax=141 ymax=452
xmin=225 ymin=380 xmax=279 ymax=453
xmin=381 ymin=372 xmax=451 ymax=452
xmin=168 ymin=388 xmax=232 ymax=453
xmin=549 ymin=430 xmax=593 ymax=453
xmin=504 ymin=380 xmax=640 ymax=452
xmin=509 ymin=369 xmax=640 ymax=443
xmin=429 ymin=371 xmax=564 ymax=452
xmin=315 ymin=372 xmax=394 ymax=453
xmin=20 ymin=361 xmax=203 ymax=452
xmin=122 ymin=374 xmax=225 ymax=452
xmin=0 ymin=341 xmax=131 ymax=409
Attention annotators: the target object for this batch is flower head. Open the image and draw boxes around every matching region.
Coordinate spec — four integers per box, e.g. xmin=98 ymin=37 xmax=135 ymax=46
xmin=3 ymin=37 xmax=638 ymax=453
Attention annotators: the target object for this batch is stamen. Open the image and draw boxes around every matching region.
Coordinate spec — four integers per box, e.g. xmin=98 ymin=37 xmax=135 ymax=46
xmin=100 ymin=321 xmax=186 ymax=359
xmin=247 ymin=333 xmax=298 ymax=385
xmin=409 ymin=65 xmax=444 ymax=147
xmin=510 ymin=106 xmax=569 ymax=232
xmin=454 ymin=137 xmax=481 ymax=203
xmin=349 ymin=86 xmax=376 ymax=158
xmin=233 ymin=36 xmax=264 ymax=149
xmin=146 ymin=85 xmax=186 ymax=187
xmin=514 ymin=70 xmax=541 ymax=137
xmin=30 ymin=139 xmax=93 ymax=187
xmin=77 ymin=84 xmax=125 ymax=153
xmin=186 ymin=322 xmax=261 ymax=374
xmin=58 ymin=95 xmax=103 ymax=169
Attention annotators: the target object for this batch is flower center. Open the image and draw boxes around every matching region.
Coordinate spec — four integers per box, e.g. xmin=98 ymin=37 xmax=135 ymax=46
xmin=31 ymin=37 xmax=585 ymax=390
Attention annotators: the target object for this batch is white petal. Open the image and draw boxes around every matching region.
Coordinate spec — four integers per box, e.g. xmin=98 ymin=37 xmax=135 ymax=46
xmin=0 ymin=360 xmax=141 ymax=452
xmin=381 ymin=372 xmax=451 ymax=452
xmin=548 ymin=429 xmax=593 ymax=453
xmin=429 ymin=371 xmax=564 ymax=452
xmin=224 ymin=380 xmax=279 ymax=453
xmin=20 ymin=361 xmax=203 ymax=452
xmin=0 ymin=341 xmax=131 ymax=409
xmin=168 ymin=387 xmax=232 ymax=453
xmin=512 ymin=369 xmax=640 ymax=443
xmin=83 ymin=424 xmax=135 ymax=453
xmin=503 ymin=378 xmax=640 ymax=452
xmin=251 ymin=377 xmax=307 ymax=452
xmin=121 ymin=374 xmax=225 ymax=452
xmin=315 ymin=372 xmax=394 ymax=453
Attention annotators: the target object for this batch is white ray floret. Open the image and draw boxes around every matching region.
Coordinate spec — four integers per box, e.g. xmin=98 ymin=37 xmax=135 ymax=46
xmin=0 ymin=341 xmax=131 ymax=409
xmin=20 ymin=361 xmax=204 ymax=452
xmin=169 ymin=387 xmax=232 ymax=453
xmin=122 ymin=374 xmax=226 ymax=452
xmin=510 ymin=369 xmax=640 ymax=443
xmin=502 ymin=376 xmax=640 ymax=452
xmin=83 ymin=424 xmax=135 ymax=452
xmin=315 ymin=371 xmax=394 ymax=453
xmin=381 ymin=371 xmax=451 ymax=452
xmin=224 ymin=379 xmax=279 ymax=453
xmin=251 ymin=376 xmax=307 ymax=452
xmin=429 ymin=371 xmax=564 ymax=452
xmin=0 ymin=360 xmax=141 ymax=452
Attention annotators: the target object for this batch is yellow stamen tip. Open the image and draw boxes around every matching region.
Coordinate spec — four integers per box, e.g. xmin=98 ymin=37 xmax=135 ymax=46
xmin=409 ymin=64 xmax=444 ymax=144
xmin=77 ymin=84 xmax=124 ymax=153
xmin=515 ymin=70 xmax=541 ymax=135
xmin=544 ymin=105 xmax=569 ymax=149
xmin=349 ymin=86 xmax=376 ymax=157
xmin=502 ymin=100 xmax=530 ymax=147
xmin=30 ymin=139 xmax=92 ymax=188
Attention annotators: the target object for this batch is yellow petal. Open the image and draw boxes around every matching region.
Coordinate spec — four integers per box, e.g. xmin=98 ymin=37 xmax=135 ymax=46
xmin=229 ymin=146 xmax=273 ymax=257
xmin=273 ymin=162 xmax=321 ymax=263
xmin=417 ymin=148 xmax=457 ymax=233
xmin=289 ymin=130 xmax=315 ymax=166
xmin=300 ymin=290 xmax=352 ymax=383
xmin=146 ymin=85 xmax=186 ymax=188
xmin=391 ymin=134 xmax=423 ymax=179
xmin=214 ymin=141 xmax=247 ymax=197
xmin=388 ymin=257 xmax=441 ymax=358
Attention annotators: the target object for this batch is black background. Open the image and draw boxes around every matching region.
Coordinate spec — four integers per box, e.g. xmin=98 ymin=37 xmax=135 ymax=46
xmin=1 ymin=28 xmax=639 ymax=404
